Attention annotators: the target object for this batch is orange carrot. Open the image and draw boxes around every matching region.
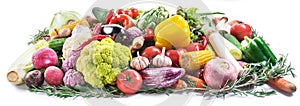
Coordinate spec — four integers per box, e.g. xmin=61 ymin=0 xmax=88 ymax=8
xmin=184 ymin=75 xmax=206 ymax=88
xmin=172 ymin=80 xmax=187 ymax=89
xmin=268 ymin=78 xmax=296 ymax=94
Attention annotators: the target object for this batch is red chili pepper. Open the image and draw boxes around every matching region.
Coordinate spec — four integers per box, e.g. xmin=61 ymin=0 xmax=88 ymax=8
xmin=109 ymin=14 xmax=134 ymax=29
xmin=199 ymin=36 xmax=208 ymax=50
xmin=72 ymin=35 xmax=109 ymax=52
xmin=105 ymin=9 xmax=114 ymax=24
xmin=92 ymin=23 xmax=102 ymax=36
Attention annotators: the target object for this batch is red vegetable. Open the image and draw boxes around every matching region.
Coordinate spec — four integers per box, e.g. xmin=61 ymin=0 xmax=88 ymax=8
xmin=165 ymin=48 xmax=186 ymax=67
xmin=109 ymin=14 xmax=135 ymax=29
xmin=105 ymin=9 xmax=114 ymax=24
xmin=185 ymin=36 xmax=208 ymax=52
xmin=130 ymin=8 xmax=139 ymax=18
xmin=141 ymin=46 xmax=162 ymax=60
xmin=144 ymin=28 xmax=154 ymax=42
xmin=44 ymin=66 xmax=64 ymax=86
xmin=32 ymin=48 xmax=58 ymax=69
xmin=230 ymin=20 xmax=252 ymax=41
xmin=117 ymin=69 xmax=143 ymax=94
xmin=72 ymin=35 xmax=110 ymax=52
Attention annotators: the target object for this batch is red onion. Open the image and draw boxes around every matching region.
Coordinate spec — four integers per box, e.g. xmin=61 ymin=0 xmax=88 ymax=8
xmin=203 ymin=58 xmax=238 ymax=89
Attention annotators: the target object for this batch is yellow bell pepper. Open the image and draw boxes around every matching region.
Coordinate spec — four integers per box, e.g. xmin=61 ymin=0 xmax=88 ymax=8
xmin=154 ymin=15 xmax=190 ymax=49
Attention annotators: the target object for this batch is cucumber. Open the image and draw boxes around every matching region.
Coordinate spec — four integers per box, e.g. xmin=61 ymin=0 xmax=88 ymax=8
xmin=48 ymin=38 xmax=67 ymax=52
xmin=223 ymin=34 xmax=242 ymax=49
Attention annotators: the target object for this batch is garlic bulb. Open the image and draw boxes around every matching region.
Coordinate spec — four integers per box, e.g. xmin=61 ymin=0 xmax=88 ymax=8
xmin=130 ymin=51 xmax=150 ymax=71
xmin=152 ymin=47 xmax=172 ymax=67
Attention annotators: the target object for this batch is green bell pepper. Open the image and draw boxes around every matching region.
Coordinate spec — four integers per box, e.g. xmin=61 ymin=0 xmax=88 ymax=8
xmin=253 ymin=37 xmax=277 ymax=64
xmin=241 ymin=36 xmax=268 ymax=62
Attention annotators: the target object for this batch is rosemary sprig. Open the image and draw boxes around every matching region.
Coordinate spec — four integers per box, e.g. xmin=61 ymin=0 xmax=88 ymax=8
xmin=28 ymin=28 xmax=49 ymax=45
xmin=29 ymin=85 xmax=125 ymax=99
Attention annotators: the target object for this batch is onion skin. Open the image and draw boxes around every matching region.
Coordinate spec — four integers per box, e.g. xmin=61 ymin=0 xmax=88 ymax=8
xmin=203 ymin=58 xmax=238 ymax=89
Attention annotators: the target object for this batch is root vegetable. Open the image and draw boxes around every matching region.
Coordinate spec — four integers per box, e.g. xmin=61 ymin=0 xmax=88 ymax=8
xmin=268 ymin=78 xmax=296 ymax=94
xmin=32 ymin=48 xmax=58 ymax=69
xmin=184 ymin=75 xmax=206 ymax=88
xmin=203 ymin=58 xmax=238 ymax=89
xmin=44 ymin=66 xmax=64 ymax=86
xmin=25 ymin=70 xmax=44 ymax=88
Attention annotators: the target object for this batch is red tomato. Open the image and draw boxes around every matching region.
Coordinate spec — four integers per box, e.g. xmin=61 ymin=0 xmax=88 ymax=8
xmin=165 ymin=49 xmax=186 ymax=67
xmin=117 ymin=8 xmax=125 ymax=15
xmin=230 ymin=21 xmax=252 ymax=41
xmin=141 ymin=46 xmax=162 ymax=60
xmin=117 ymin=69 xmax=143 ymax=94
xmin=124 ymin=10 xmax=133 ymax=18
xmin=144 ymin=28 xmax=154 ymax=42
xmin=185 ymin=43 xmax=202 ymax=52
xmin=130 ymin=8 xmax=139 ymax=18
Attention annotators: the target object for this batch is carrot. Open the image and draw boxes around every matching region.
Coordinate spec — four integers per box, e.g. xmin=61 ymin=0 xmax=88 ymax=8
xmin=268 ymin=77 xmax=296 ymax=94
xmin=172 ymin=80 xmax=187 ymax=89
xmin=184 ymin=75 xmax=206 ymax=88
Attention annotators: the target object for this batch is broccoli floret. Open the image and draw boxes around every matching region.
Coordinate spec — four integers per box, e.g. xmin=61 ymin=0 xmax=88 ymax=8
xmin=76 ymin=38 xmax=132 ymax=88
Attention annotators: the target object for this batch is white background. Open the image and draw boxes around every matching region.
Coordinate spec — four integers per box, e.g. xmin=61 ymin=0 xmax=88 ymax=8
xmin=0 ymin=0 xmax=299 ymax=106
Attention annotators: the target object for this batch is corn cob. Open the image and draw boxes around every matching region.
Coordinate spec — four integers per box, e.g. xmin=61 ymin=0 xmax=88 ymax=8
xmin=179 ymin=50 xmax=215 ymax=72
xmin=51 ymin=19 xmax=89 ymax=36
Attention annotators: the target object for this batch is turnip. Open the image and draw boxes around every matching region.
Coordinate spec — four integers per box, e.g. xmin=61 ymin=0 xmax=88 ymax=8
xmin=44 ymin=66 xmax=64 ymax=86
xmin=32 ymin=48 xmax=58 ymax=69
xmin=203 ymin=58 xmax=238 ymax=89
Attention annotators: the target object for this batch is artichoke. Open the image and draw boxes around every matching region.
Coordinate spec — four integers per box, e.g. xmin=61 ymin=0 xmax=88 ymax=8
xmin=136 ymin=6 xmax=169 ymax=30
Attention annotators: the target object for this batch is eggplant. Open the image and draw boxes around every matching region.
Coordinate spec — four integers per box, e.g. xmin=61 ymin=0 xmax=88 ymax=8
xmin=140 ymin=67 xmax=185 ymax=88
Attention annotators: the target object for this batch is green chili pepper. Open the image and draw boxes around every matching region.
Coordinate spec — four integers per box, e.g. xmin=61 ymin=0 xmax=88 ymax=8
xmin=253 ymin=37 xmax=277 ymax=64
xmin=241 ymin=36 xmax=268 ymax=62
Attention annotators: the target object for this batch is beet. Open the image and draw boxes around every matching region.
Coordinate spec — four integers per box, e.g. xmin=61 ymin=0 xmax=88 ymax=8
xmin=25 ymin=70 xmax=44 ymax=88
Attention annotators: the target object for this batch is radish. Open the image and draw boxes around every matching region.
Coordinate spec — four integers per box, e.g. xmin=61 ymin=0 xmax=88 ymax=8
xmin=32 ymin=48 xmax=58 ymax=69
xmin=203 ymin=58 xmax=238 ymax=89
xmin=44 ymin=66 xmax=64 ymax=86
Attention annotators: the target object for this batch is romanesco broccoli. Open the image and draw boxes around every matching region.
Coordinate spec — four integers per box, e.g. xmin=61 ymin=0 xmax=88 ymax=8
xmin=76 ymin=38 xmax=132 ymax=88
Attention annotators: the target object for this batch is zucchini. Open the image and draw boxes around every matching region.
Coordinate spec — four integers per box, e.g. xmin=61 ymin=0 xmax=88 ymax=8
xmin=48 ymin=38 xmax=67 ymax=52
xmin=222 ymin=33 xmax=242 ymax=49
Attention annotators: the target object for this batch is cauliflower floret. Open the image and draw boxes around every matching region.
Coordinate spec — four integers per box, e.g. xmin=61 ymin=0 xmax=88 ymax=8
xmin=62 ymin=25 xmax=92 ymax=59
xmin=76 ymin=38 xmax=132 ymax=88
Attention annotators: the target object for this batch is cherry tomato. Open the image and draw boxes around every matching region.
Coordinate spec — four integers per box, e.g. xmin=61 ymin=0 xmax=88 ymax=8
xmin=109 ymin=16 xmax=119 ymax=24
xmin=130 ymin=8 xmax=139 ymax=18
xmin=230 ymin=21 xmax=252 ymax=41
xmin=144 ymin=28 xmax=154 ymax=42
xmin=141 ymin=46 xmax=162 ymax=60
xmin=124 ymin=10 xmax=133 ymax=18
xmin=117 ymin=8 xmax=125 ymax=15
xmin=117 ymin=69 xmax=143 ymax=94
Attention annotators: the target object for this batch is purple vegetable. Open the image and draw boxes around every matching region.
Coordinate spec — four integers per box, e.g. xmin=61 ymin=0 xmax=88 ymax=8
xmin=114 ymin=26 xmax=143 ymax=47
xmin=32 ymin=48 xmax=58 ymax=69
xmin=63 ymin=69 xmax=86 ymax=87
xmin=25 ymin=70 xmax=44 ymax=88
xmin=140 ymin=67 xmax=185 ymax=88
xmin=61 ymin=51 xmax=81 ymax=72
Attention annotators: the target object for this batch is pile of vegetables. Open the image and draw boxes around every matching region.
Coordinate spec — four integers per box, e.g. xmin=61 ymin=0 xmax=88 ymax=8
xmin=7 ymin=5 xmax=296 ymax=99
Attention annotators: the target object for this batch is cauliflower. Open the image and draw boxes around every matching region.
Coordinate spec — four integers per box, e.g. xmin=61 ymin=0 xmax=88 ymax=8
xmin=63 ymin=69 xmax=86 ymax=87
xmin=76 ymin=38 xmax=132 ymax=88
xmin=62 ymin=25 xmax=92 ymax=59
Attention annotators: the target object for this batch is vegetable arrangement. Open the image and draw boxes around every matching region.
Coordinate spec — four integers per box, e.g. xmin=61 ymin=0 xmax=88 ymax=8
xmin=7 ymin=5 xmax=296 ymax=99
